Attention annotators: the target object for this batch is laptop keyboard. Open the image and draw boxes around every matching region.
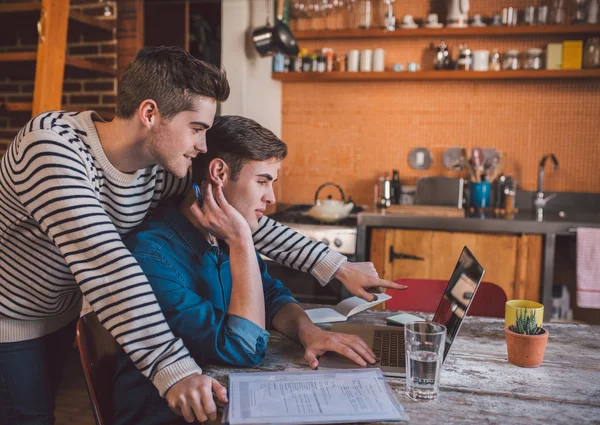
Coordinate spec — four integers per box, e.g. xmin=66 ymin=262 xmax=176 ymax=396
xmin=373 ymin=330 xmax=405 ymax=367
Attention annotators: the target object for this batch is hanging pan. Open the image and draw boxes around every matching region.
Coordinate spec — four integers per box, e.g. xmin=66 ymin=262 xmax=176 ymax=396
xmin=252 ymin=0 xmax=300 ymax=57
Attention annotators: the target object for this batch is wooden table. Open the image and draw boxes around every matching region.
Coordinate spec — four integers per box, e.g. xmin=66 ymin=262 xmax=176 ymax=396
xmin=203 ymin=309 xmax=600 ymax=424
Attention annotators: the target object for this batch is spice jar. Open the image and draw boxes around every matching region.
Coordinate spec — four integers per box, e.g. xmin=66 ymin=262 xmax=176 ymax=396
xmin=583 ymin=37 xmax=600 ymax=69
xmin=456 ymin=44 xmax=472 ymax=70
xmin=524 ymin=48 xmax=544 ymax=70
xmin=502 ymin=50 xmax=520 ymax=70
xmin=489 ymin=49 xmax=501 ymax=71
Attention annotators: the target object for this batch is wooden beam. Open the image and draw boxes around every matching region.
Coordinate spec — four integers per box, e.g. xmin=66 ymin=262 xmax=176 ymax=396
xmin=65 ymin=56 xmax=116 ymax=76
xmin=69 ymin=10 xmax=115 ymax=33
xmin=0 ymin=52 xmax=37 ymax=62
xmin=32 ymin=0 xmax=70 ymax=116
xmin=0 ymin=2 xmax=41 ymax=13
xmin=0 ymin=102 xmax=33 ymax=112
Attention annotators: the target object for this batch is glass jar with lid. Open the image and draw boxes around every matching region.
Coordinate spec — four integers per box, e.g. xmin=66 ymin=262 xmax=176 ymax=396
xmin=583 ymin=37 xmax=600 ymax=69
xmin=502 ymin=50 xmax=520 ymax=70
xmin=524 ymin=48 xmax=544 ymax=70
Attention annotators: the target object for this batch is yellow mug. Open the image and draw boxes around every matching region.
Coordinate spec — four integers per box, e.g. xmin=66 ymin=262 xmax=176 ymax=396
xmin=505 ymin=300 xmax=544 ymax=328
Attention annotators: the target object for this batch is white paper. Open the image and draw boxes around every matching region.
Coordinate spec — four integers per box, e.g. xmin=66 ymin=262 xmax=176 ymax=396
xmin=225 ymin=368 xmax=408 ymax=425
xmin=305 ymin=293 xmax=391 ymax=324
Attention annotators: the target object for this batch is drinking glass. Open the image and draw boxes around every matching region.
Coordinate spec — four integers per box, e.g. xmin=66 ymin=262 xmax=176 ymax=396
xmin=404 ymin=322 xmax=446 ymax=401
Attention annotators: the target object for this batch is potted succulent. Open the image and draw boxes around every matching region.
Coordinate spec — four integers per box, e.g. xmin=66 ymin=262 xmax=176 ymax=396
xmin=505 ymin=308 xmax=549 ymax=368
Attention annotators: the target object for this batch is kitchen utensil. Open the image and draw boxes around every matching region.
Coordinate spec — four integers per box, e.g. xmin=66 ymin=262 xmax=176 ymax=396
xmin=442 ymin=147 xmax=465 ymax=171
xmin=252 ymin=0 xmax=300 ymax=57
xmin=447 ymin=0 xmax=470 ymax=28
xmin=307 ymin=182 xmax=354 ymax=223
xmin=495 ymin=174 xmax=506 ymax=208
xmin=378 ymin=176 xmax=392 ymax=209
xmin=470 ymin=147 xmax=484 ymax=181
xmin=408 ymin=147 xmax=432 ymax=170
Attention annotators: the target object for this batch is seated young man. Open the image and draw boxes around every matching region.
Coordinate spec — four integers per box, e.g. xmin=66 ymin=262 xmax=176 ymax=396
xmin=111 ymin=115 xmax=376 ymax=425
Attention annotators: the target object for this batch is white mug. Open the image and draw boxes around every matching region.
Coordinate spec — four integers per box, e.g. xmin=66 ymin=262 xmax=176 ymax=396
xmin=472 ymin=50 xmax=490 ymax=71
xmin=373 ymin=48 xmax=385 ymax=72
xmin=407 ymin=62 xmax=420 ymax=72
xmin=360 ymin=49 xmax=373 ymax=72
xmin=347 ymin=49 xmax=359 ymax=72
xmin=427 ymin=13 xmax=439 ymax=24
xmin=402 ymin=14 xmax=415 ymax=25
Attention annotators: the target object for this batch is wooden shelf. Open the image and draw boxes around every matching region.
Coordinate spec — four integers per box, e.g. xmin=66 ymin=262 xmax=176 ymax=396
xmin=65 ymin=57 xmax=116 ymax=76
xmin=69 ymin=11 xmax=115 ymax=33
xmin=0 ymin=102 xmax=32 ymax=112
xmin=294 ymin=24 xmax=600 ymax=40
xmin=0 ymin=2 xmax=40 ymax=13
xmin=272 ymin=69 xmax=600 ymax=82
xmin=0 ymin=3 xmax=114 ymax=33
xmin=0 ymin=52 xmax=37 ymax=62
xmin=0 ymin=52 xmax=115 ymax=76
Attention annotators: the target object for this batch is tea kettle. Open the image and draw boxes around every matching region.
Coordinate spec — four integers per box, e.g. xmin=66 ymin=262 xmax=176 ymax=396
xmin=307 ymin=182 xmax=354 ymax=223
xmin=446 ymin=0 xmax=470 ymax=28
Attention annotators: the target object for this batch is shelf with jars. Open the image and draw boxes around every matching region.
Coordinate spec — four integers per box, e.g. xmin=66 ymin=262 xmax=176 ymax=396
xmin=272 ymin=69 xmax=600 ymax=82
xmin=292 ymin=24 xmax=600 ymax=40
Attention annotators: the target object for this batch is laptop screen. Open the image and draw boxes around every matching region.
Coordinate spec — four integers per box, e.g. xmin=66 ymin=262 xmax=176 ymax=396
xmin=433 ymin=246 xmax=485 ymax=360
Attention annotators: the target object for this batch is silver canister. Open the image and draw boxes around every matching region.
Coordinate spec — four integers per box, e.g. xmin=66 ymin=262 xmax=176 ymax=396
xmin=378 ymin=177 xmax=392 ymax=209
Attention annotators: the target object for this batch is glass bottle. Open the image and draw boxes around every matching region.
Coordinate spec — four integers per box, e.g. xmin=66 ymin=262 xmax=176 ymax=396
xmin=357 ymin=0 xmax=372 ymax=29
xmin=583 ymin=37 xmax=600 ymax=69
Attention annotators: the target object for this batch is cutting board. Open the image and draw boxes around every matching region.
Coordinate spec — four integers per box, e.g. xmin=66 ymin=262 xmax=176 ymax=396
xmin=384 ymin=205 xmax=466 ymax=218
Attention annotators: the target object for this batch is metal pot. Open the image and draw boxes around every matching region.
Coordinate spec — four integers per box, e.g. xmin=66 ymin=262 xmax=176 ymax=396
xmin=252 ymin=0 xmax=299 ymax=57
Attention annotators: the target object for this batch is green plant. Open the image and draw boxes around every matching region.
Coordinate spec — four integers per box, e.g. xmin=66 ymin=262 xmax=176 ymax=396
xmin=509 ymin=308 xmax=542 ymax=335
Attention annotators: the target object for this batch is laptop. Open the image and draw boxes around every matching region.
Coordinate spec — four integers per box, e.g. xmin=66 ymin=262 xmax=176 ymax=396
xmin=317 ymin=246 xmax=485 ymax=377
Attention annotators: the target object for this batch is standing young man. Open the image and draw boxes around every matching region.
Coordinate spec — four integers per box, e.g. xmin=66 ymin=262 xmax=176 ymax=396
xmin=0 ymin=46 xmax=405 ymax=424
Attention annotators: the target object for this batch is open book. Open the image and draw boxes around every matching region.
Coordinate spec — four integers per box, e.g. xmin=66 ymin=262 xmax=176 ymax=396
xmin=305 ymin=293 xmax=391 ymax=324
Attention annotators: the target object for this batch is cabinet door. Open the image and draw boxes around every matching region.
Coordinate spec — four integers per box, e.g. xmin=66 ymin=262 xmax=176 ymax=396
xmin=388 ymin=230 xmax=434 ymax=280
xmin=429 ymin=232 xmax=478 ymax=279
xmin=472 ymin=234 xmax=519 ymax=300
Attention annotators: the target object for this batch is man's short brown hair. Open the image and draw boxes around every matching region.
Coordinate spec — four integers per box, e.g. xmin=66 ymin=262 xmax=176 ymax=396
xmin=116 ymin=46 xmax=230 ymax=120
xmin=192 ymin=116 xmax=287 ymax=184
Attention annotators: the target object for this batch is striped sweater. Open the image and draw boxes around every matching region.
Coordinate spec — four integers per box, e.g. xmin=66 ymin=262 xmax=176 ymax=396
xmin=0 ymin=111 xmax=346 ymax=396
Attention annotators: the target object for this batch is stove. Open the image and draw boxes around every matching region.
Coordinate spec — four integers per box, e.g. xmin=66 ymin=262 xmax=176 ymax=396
xmin=268 ymin=204 xmax=362 ymax=257
xmin=264 ymin=204 xmax=363 ymax=305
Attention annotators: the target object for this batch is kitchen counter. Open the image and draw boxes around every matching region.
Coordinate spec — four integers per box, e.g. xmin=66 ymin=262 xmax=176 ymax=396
xmin=356 ymin=208 xmax=600 ymax=321
xmin=357 ymin=209 xmax=600 ymax=236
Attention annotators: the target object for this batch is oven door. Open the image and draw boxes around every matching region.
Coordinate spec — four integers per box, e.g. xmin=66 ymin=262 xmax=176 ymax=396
xmin=262 ymin=256 xmax=348 ymax=305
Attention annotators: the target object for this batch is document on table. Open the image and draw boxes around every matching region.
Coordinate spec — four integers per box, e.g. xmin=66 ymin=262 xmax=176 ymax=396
xmin=224 ymin=368 xmax=409 ymax=425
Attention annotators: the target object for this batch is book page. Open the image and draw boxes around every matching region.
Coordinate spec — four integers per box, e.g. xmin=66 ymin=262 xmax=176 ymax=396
xmin=304 ymin=308 xmax=347 ymax=324
xmin=334 ymin=293 xmax=391 ymax=317
xmin=227 ymin=369 xmax=408 ymax=425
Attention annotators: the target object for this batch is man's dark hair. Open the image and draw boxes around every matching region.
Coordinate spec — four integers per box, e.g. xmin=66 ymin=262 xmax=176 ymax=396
xmin=193 ymin=116 xmax=287 ymax=184
xmin=116 ymin=46 xmax=230 ymax=120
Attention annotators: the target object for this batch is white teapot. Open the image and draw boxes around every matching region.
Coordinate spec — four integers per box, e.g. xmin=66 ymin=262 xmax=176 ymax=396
xmin=307 ymin=183 xmax=354 ymax=223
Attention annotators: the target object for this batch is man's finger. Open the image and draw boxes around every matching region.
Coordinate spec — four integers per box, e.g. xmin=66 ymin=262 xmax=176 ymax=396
xmin=355 ymin=288 xmax=378 ymax=302
xmin=374 ymin=279 xmax=408 ymax=290
xmin=342 ymin=334 xmax=376 ymax=359
xmin=333 ymin=344 xmax=367 ymax=366
xmin=177 ymin=399 xmax=196 ymax=423
xmin=199 ymin=385 xmax=217 ymax=422
xmin=213 ymin=380 xmax=229 ymax=403
xmin=304 ymin=351 xmax=319 ymax=369
xmin=342 ymin=337 xmax=376 ymax=363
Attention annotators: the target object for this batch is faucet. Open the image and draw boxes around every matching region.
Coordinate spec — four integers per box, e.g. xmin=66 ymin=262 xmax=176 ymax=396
xmin=534 ymin=154 xmax=559 ymax=221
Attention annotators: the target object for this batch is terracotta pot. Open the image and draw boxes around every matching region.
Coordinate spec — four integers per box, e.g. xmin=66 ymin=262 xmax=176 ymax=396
xmin=505 ymin=326 xmax=549 ymax=368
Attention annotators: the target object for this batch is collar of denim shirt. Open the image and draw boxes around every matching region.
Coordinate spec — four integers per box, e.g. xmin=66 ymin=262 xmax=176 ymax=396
xmin=161 ymin=203 xmax=217 ymax=261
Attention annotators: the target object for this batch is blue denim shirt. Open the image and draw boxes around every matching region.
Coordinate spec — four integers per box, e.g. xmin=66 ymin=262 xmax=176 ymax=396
xmin=124 ymin=204 xmax=299 ymax=366
xmin=112 ymin=204 xmax=300 ymax=425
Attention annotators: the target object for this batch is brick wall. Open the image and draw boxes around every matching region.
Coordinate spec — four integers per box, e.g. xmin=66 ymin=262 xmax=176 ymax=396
xmin=282 ymin=0 xmax=600 ymax=205
xmin=0 ymin=0 xmax=117 ymax=156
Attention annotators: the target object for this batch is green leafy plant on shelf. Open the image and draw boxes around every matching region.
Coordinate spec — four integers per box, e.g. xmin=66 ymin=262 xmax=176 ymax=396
xmin=509 ymin=308 xmax=542 ymax=335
